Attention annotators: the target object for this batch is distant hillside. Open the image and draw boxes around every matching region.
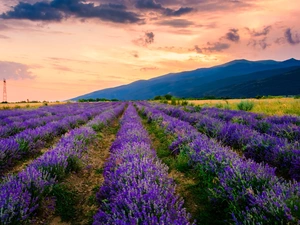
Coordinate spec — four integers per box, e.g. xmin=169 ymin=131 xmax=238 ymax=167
xmin=71 ymin=58 xmax=300 ymax=100
xmin=211 ymin=68 xmax=300 ymax=98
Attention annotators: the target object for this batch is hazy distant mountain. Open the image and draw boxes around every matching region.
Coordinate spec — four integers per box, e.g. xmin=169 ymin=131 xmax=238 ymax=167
xmin=211 ymin=68 xmax=300 ymax=98
xmin=71 ymin=58 xmax=300 ymax=100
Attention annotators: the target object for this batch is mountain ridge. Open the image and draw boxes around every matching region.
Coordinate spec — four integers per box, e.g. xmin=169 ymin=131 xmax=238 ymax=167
xmin=71 ymin=58 xmax=300 ymax=100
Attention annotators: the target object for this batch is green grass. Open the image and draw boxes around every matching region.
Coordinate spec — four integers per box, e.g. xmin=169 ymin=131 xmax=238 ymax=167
xmin=94 ymin=167 xmax=104 ymax=174
xmin=237 ymin=100 xmax=255 ymax=111
xmin=50 ymin=184 xmax=77 ymax=222
xmin=187 ymin=98 xmax=300 ymax=116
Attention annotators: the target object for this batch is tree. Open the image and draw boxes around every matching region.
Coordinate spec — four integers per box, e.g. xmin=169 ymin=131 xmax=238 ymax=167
xmin=154 ymin=96 xmax=162 ymax=100
xmin=164 ymin=94 xmax=173 ymax=100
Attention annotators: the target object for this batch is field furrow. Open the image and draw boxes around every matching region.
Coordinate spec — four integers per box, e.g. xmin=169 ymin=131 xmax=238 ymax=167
xmin=0 ymin=103 xmax=125 ymax=224
xmin=150 ymin=102 xmax=300 ymax=181
xmin=136 ymin=102 xmax=300 ymax=224
xmin=93 ymin=104 xmax=193 ymax=224
xmin=0 ymin=103 xmax=117 ymax=175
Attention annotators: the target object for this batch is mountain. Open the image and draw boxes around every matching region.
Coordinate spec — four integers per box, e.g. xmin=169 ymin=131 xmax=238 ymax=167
xmin=178 ymin=66 xmax=300 ymax=98
xmin=71 ymin=58 xmax=300 ymax=100
xmin=210 ymin=68 xmax=300 ymax=98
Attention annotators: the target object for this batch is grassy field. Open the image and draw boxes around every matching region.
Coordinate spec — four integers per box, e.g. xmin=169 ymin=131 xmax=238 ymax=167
xmin=0 ymin=102 xmax=66 ymax=110
xmin=187 ymin=98 xmax=300 ymax=116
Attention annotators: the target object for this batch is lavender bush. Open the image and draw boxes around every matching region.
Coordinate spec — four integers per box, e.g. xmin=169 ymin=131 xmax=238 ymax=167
xmin=136 ymin=102 xmax=300 ymax=224
xmin=93 ymin=104 xmax=193 ymax=225
xmin=0 ymin=103 xmax=124 ymax=224
xmin=0 ymin=103 xmax=118 ymax=174
xmin=150 ymin=102 xmax=300 ymax=180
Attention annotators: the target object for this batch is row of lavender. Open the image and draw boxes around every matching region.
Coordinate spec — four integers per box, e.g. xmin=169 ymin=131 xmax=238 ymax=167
xmin=187 ymin=104 xmax=300 ymax=126
xmin=93 ymin=104 xmax=193 ymax=225
xmin=0 ymin=103 xmax=125 ymax=224
xmin=0 ymin=103 xmax=92 ymax=126
xmin=151 ymin=102 xmax=300 ymax=180
xmin=189 ymin=106 xmax=300 ymax=142
xmin=0 ymin=103 xmax=106 ymax=139
xmin=136 ymin=102 xmax=300 ymax=224
xmin=0 ymin=103 xmax=115 ymax=175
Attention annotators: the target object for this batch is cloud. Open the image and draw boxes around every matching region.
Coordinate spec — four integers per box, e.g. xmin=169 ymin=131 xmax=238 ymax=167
xmin=284 ymin=28 xmax=300 ymax=45
xmin=145 ymin=32 xmax=155 ymax=44
xmin=246 ymin=26 xmax=272 ymax=37
xmin=140 ymin=66 xmax=158 ymax=71
xmin=157 ymin=19 xmax=194 ymax=28
xmin=52 ymin=64 xmax=75 ymax=72
xmin=0 ymin=0 xmax=142 ymax=24
xmin=274 ymin=37 xmax=285 ymax=45
xmin=203 ymin=42 xmax=230 ymax=52
xmin=163 ymin=7 xmax=194 ymax=17
xmin=132 ymin=52 xmax=139 ymax=58
xmin=134 ymin=0 xmax=193 ymax=17
xmin=224 ymin=29 xmax=240 ymax=42
xmin=0 ymin=61 xmax=35 ymax=80
xmin=0 ymin=34 xmax=10 ymax=39
xmin=194 ymin=45 xmax=202 ymax=53
xmin=0 ymin=24 xmax=10 ymax=30
xmin=135 ymin=0 xmax=163 ymax=9
xmin=47 ymin=57 xmax=97 ymax=64
xmin=133 ymin=31 xmax=155 ymax=46
xmin=192 ymin=42 xmax=230 ymax=54
xmin=247 ymin=37 xmax=270 ymax=50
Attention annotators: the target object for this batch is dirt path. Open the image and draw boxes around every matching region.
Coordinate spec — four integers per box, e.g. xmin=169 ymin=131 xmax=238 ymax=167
xmin=33 ymin=118 xmax=121 ymax=225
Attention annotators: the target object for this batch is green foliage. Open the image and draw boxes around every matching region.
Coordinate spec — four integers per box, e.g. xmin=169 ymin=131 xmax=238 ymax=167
xmin=95 ymin=167 xmax=104 ymax=174
xmin=237 ymin=100 xmax=255 ymax=111
xmin=91 ymin=123 xmax=104 ymax=132
xmin=224 ymin=103 xmax=231 ymax=110
xmin=262 ymin=95 xmax=285 ymax=99
xmin=192 ymin=105 xmax=202 ymax=112
xmin=154 ymin=95 xmax=163 ymax=100
xmin=215 ymin=103 xmax=223 ymax=108
xmin=175 ymin=150 xmax=190 ymax=172
xmin=160 ymin=99 xmax=168 ymax=104
xmin=51 ymin=184 xmax=77 ymax=222
xmin=66 ymin=156 xmax=82 ymax=174
xmin=294 ymin=95 xmax=300 ymax=99
xmin=181 ymin=100 xmax=188 ymax=106
xmin=171 ymin=97 xmax=177 ymax=105
xmin=164 ymin=94 xmax=173 ymax=100
xmin=140 ymin=111 xmax=225 ymax=224
xmin=16 ymin=139 xmax=30 ymax=155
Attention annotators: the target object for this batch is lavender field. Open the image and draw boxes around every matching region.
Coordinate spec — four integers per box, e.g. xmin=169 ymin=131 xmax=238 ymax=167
xmin=1 ymin=102 xmax=300 ymax=224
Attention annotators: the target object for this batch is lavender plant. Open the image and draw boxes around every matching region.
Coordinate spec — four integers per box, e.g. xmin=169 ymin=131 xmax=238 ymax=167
xmin=136 ymin=102 xmax=300 ymax=224
xmin=93 ymin=104 xmax=193 ymax=225
xmin=0 ymin=103 xmax=124 ymax=224
xmin=150 ymin=102 xmax=300 ymax=180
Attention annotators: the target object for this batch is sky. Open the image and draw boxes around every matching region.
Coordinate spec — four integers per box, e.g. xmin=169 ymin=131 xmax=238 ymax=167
xmin=0 ymin=0 xmax=300 ymax=101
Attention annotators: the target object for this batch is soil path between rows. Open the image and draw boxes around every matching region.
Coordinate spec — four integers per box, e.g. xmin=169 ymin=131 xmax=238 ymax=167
xmin=34 ymin=117 xmax=121 ymax=225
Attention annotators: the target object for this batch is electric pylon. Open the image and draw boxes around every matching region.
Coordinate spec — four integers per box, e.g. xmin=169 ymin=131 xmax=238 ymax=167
xmin=3 ymin=79 xmax=7 ymax=102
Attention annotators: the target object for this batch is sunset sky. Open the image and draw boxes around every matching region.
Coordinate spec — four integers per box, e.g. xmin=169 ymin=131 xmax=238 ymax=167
xmin=0 ymin=0 xmax=300 ymax=101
